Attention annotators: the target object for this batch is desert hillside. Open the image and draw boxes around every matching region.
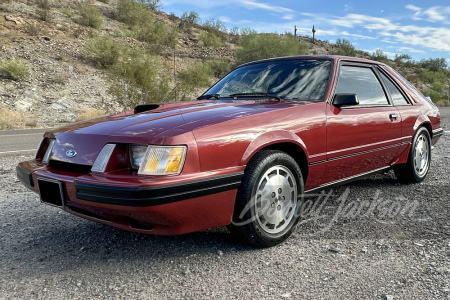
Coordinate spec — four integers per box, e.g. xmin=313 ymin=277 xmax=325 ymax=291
xmin=0 ymin=0 xmax=448 ymax=129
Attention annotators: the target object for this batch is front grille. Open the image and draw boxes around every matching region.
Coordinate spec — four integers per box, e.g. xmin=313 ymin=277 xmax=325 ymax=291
xmin=49 ymin=160 xmax=92 ymax=174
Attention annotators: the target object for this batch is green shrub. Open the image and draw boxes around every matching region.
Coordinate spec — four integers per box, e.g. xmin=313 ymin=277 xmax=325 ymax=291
xmin=109 ymin=49 xmax=172 ymax=108
xmin=36 ymin=0 xmax=50 ymax=10
xmin=240 ymin=27 xmax=257 ymax=36
xmin=179 ymin=61 xmax=213 ymax=88
xmin=235 ymin=33 xmax=309 ymax=65
xmin=168 ymin=12 xmax=178 ymax=22
xmin=420 ymin=69 xmax=447 ymax=85
xmin=205 ymin=59 xmax=232 ymax=78
xmin=371 ymin=49 xmax=389 ymax=63
xmin=134 ymin=21 xmax=178 ymax=46
xmin=115 ymin=25 xmax=138 ymax=38
xmin=180 ymin=11 xmax=199 ymax=25
xmin=420 ymin=58 xmax=448 ymax=72
xmin=51 ymin=73 xmax=69 ymax=84
xmin=0 ymin=59 xmax=30 ymax=81
xmin=78 ymin=3 xmax=103 ymax=29
xmin=202 ymin=18 xmax=226 ymax=33
xmin=175 ymin=60 xmax=231 ymax=100
xmin=36 ymin=0 xmax=51 ymax=21
xmin=60 ymin=7 xmax=74 ymax=18
xmin=140 ymin=0 xmax=161 ymax=10
xmin=25 ymin=23 xmax=39 ymax=36
xmin=423 ymin=87 xmax=444 ymax=102
xmin=116 ymin=0 xmax=148 ymax=26
xmin=85 ymin=35 xmax=120 ymax=68
xmin=199 ymin=32 xmax=222 ymax=48
xmin=202 ymin=18 xmax=227 ymax=42
xmin=116 ymin=0 xmax=177 ymax=46
xmin=332 ymin=38 xmax=356 ymax=56
xmin=175 ymin=61 xmax=215 ymax=100
xmin=394 ymin=54 xmax=413 ymax=66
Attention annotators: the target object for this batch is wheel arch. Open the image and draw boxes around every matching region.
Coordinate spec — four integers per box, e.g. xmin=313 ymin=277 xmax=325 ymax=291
xmin=240 ymin=131 xmax=310 ymax=183
xmin=261 ymin=142 xmax=309 ymax=182
xmin=413 ymin=115 xmax=432 ymax=137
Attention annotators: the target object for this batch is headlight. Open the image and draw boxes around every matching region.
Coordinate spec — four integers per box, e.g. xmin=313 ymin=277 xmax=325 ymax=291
xmin=130 ymin=145 xmax=148 ymax=169
xmin=130 ymin=145 xmax=187 ymax=175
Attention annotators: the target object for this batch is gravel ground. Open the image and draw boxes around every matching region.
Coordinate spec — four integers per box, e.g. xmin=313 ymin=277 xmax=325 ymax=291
xmin=0 ymin=109 xmax=449 ymax=300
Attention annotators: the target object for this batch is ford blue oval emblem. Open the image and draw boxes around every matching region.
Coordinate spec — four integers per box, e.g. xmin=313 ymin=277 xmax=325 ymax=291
xmin=66 ymin=150 xmax=77 ymax=158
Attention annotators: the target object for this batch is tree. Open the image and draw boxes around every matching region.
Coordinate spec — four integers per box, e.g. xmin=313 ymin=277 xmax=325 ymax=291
xmin=333 ymin=38 xmax=356 ymax=56
xmin=235 ymin=33 xmax=309 ymax=65
xmin=371 ymin=49 xmax=389 ymax=63
xmin=419 ymin=58 xmax=448 ymax=72
xmin=137 ymin=0 xmax=161 ymax=10
xmin=180 ymin=11 xmax=200 ymax=24
xmin=394 ymin=54 xmax=412 ymax=64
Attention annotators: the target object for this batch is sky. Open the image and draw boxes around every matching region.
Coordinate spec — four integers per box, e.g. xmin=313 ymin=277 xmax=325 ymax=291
xmin=160 ymin=0 xmax=450 ymax=62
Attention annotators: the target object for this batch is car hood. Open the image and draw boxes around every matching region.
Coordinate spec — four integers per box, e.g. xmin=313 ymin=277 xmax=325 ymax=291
xmin=46 ymin=100 xmax=313 ymax=166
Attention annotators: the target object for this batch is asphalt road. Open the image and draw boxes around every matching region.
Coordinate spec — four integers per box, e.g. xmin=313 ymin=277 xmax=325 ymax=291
xmin=0 ymin=129 xmax=46 ymax=156
xmin=0 ymin=109 xmax=449 ymax=300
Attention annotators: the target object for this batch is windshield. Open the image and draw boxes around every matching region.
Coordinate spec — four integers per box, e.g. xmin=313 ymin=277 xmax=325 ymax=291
xmin=203 ymin=59 xmax=332 ymax=100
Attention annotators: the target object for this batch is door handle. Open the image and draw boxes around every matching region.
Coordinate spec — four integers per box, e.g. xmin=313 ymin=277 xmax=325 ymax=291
xmin=389 ymin=113 xmax=398 ymax=120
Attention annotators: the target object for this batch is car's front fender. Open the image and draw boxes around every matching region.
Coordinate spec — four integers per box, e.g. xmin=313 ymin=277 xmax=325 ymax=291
xmin=240 ymin=130 xmax=309 ymax=165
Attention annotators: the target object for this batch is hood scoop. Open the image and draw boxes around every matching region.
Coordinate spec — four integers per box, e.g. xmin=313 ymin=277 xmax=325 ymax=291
xmin=134 ymin=104 xmax=160 ymax=114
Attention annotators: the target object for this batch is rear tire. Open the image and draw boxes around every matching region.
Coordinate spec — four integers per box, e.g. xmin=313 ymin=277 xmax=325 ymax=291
xmin=395 ymin=127 xmax=431 ymax=183
xmin=228 ymin=150 xmax=304 ymax=247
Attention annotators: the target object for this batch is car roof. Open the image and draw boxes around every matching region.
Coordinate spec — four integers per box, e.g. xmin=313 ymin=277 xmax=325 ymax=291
xmin=237 ymin=55 xmax=385 ymax=68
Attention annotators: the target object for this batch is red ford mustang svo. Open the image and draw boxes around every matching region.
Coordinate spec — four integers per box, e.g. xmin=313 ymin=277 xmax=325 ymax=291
xmin=16 ymin=55 xmax=443 ymax=247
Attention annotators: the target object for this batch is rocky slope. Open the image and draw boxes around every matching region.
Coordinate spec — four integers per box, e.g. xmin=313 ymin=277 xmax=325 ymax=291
xmin=0 ymin=0 xmax=443 ymax=129
xmin=0 ymin=0 xmax=237 ymax=128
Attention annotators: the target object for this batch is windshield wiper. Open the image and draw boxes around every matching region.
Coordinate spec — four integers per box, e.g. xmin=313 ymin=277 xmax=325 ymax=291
xmin=229 ymin=93 xmax=283 ymax=101
xmin=197 ymin=94 xmax=220 ymax=100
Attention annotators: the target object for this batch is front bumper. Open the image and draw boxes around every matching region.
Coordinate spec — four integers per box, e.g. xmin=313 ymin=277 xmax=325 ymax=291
xmin=17 ymin=160 xmax=244 ymax=235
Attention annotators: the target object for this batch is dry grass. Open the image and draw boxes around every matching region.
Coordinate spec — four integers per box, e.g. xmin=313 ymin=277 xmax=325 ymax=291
xmin=51 ymin=73 xmax=69 ymax=84
xmin=0 ymin=107 xmax=36 ymax=129
xmin=435 ymin=100 xmax=449 ymax=107
xmin=25 ymin=23 xmax=39 ymax=36
xmin=76 ymin=108 xmax=107 ymax=121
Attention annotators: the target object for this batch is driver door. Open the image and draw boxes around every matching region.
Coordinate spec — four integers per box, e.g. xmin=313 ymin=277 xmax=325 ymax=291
xmin=324 ymin=63 xmax=402 ymax=184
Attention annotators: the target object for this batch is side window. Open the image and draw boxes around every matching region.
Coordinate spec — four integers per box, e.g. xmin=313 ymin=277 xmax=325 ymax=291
xmin=336 ymin=65 xmax=389 ymax=105
xmin=379 ymin=72 xmax=409 ymax=106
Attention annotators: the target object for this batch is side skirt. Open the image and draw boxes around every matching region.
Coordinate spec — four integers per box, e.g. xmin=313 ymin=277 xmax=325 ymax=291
xmin=304 ymin=166 xmax=395 ymax=195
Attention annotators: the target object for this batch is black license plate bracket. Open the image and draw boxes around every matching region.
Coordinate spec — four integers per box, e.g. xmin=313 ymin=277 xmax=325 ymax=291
xmin=38 ymin=178 xmax=64 ymax=207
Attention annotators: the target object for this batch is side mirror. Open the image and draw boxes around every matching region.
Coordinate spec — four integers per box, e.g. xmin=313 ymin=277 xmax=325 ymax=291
xmin=332 ymin=93 xmax=359 ymax=107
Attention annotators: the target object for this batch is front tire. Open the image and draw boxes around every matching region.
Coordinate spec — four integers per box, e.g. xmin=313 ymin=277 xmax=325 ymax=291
xmin=228 ymin=150 xmax=304 ymax=247
xmin=395 ymin=127 xmax=431 ymax=183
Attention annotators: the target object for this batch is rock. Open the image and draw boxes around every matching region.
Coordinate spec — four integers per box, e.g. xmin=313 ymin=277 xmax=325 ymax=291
xmin=50 ymin=97 xmax=75 ymax=110
xmin=216 ymin=250 xmax=223 ymax=256
xmin=281 ymin=292 xmax=291 ymax=298
xmin=361 ymin=247 xmax=368 ymax=253
xmin=329 ymin=247 xmax=341 ymax=253
xmin=4 ymin=15 xmax=25 ymax=25
xmin=14 ymin=99 xmax=33 ymax=111
xmin=182 ymin=267 xmax=190 ymax=275
xmin=385 ymin=295 xmax=394 ymax=300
